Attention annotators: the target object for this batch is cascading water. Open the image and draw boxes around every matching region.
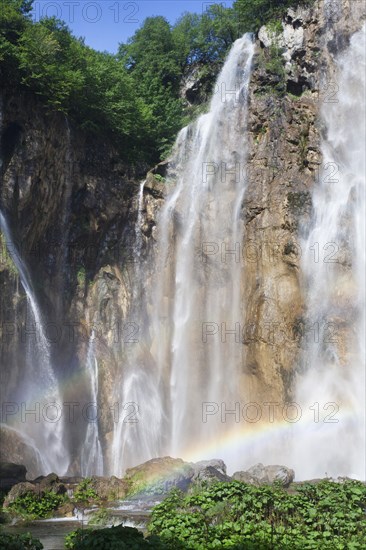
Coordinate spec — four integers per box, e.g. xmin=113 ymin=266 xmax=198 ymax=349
xmin=0 ymin=212 xmax=69 ymax=475
xmin=291 ymin=24 xmax=366 ymax=479
xmin=112 ymin=34 xmax=255 ymax=474
xmin=135 ymin=180 xmax=146 ymax=261
xmin=111 ymin=179 xmax=165 ymax=474
xmin=80 ymin=329 xmax=104 ymax=476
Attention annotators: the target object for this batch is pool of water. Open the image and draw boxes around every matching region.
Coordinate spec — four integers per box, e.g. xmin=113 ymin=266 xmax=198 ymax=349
xmin=4 ymin=519 xmax=82 ymax=550
xmin=3 ymin=495 xmax=160 ymax=548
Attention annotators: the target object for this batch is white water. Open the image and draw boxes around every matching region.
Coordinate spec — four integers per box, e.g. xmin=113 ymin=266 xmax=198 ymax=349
xmin=112 ymin=34 xmax=255 ymax=474
xmin=0 ymin=211 xmax=68 ymax=475
xmin=111 ymin=178 xmax=165 ymax=474
xmin=80 ymin=329 xmax=104 ymax=476
xmin=291 ymin=24 xmax=366 ymax=479
xmin=135 ymin=180 xmax=146 ymax=261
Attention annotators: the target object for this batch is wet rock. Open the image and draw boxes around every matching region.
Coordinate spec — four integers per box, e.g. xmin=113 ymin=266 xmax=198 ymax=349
xmin=33 ymin=472 xmax=67 ymax=495
xmin=0 ymin=462 xmax=27 ymax=492
xmin=0 ymin=427 xmax=43 ymax=479
xmin=192 ymin=459 xmax=227 ymax=476
xmin=3 ymin=482 xmax=37 ymax=507
xmin=90 ymin=475 xmax=130 ymax=500
xmin=193 ymin=466 xmax=232 ymax=484
xmin=232 ymin=471 xmax=260 ymax=486
xmin=246 ymin=463 xmax=295 ymax=487
xmin=56 ymin=502 xmax=75 ymax=517
xmin=124 ymin=457 xmax=195 ymax=494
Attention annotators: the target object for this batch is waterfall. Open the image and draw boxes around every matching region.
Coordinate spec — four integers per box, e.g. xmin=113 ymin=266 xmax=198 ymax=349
xmin=111 ymin=179 xmax=165 ymax=474
xmin=135 ymin=180 xmax=146 ymax=261
xmin=80 ymin=330 xmax=104 ymax=476
xmin=0 ymin=212 xmax=69 ymax=475
xmin=292 ymin=24 xmax=366 ymax=479
xmin=112 ymin=34 xmax=255 ymax=474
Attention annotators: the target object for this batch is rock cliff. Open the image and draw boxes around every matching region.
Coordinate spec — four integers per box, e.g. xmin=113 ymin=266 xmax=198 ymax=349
xmin=0 ymin=0 xmax=365 ymax=475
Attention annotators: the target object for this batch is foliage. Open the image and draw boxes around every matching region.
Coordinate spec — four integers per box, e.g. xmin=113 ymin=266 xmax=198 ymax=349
xmin=233 ymin=0 xmax=316 ymax=33
xmin=64 ymin=525 xmax=167 ymax=549
xmin=88 ymin=507 xmax=110 ymax=526
xmin=148 ymin=480 xmax=366 ymax=549
xmin=1 ymin=0 xmax=318 ymax=165
xmin=73 ymin=478 xmax=98 ymax=502
xmin=0 ymin=532 xmax=43 ymax=550
xmin=1 ymin=1 xmax=243 ymax=164
xmin=7 ymin=490 xmax=66 ymax=519
xmin=0 ymin=230 xmax=19 ymax=278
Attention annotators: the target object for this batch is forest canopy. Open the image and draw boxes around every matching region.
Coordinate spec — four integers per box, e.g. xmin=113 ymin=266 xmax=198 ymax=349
xmin=0 ymin=0 xmax=314 ymax=164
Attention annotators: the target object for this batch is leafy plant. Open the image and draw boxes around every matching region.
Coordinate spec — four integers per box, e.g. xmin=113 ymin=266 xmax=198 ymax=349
xmin=0 ymin=532 xmax=43 ymax=550
xmin=88 ymin=507 xmax=110 ymax=526
xmin=73 ymin=478 xmax=98 ymax=502
xmin=65 ymin=525 xmax=168 ymax=549
xmin=7 ymin=490 xmax=66 ymax=519
xmin=148 ymin=480 xmax=366 ymax=549
xmin=233 ymin=0 xmax=316 ymax=33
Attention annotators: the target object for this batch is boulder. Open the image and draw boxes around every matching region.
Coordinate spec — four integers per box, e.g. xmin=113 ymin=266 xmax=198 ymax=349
xmin=265 ymin=465 xmax=295 ymax=486
xmin=3 ymin=482 xmax=37 ymax=507
xmin=246 ymin=463 xmax=295 ymax=487
xmin=0 ymin=427 xmax=43 ymax=479
xmin=33 ymin=472 xmax=67 ymax=495
xmin=90 ymin=476 xmax=130 ymax=500
xmin=192 ymin=459 xmax=227 ymax=476
xmin=232 ymin=471 xmax=260 ymax=486
xmin=0 ymin=462 xmax=27 ymax=492
xmin=55 ymin=501 xmax=75 ymax=518
xmin=124 ymin=457 xmax=195 ymax=495
xmin=193 ymin=466 xmax=232 ymax=484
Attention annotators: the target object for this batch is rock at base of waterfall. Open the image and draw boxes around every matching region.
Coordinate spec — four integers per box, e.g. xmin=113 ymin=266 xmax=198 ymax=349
xmin=0 ymin=462 xmax=27 ymax=492
xmin=232 ymin=471 xmax=260 ymax=486
xmin=3 ymin=482 xmax=37 ymax=507
xmin=32 ymin=472 xmax=67 ymax=495
xmin=90 ymin=475 xmax=130 ymax=500
xmin=124 ymin=457 xmax=195 ymax=495
xmin=4 ymin=473 xmax=68 ymax=507
xmin=0 ymin=427 xmax=43 ymax=479
xmin=193 ymin=466 xmax=232 ymax=484
xmin=245 ymin=463 xmax=295 ymax=487
xmin=192 ymin=459 xmax=227 ymax=475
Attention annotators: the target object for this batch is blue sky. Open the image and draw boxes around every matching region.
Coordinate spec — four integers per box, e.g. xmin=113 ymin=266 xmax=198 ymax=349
xmin=32 ymin=1 xmax=235 ymax=53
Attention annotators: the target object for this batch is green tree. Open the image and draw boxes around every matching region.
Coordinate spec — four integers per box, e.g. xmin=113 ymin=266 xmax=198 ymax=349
xmin=119 ymin=16 xmax=184 ymax=157
xmin=233 ymin=0 xmax=315 ymax=33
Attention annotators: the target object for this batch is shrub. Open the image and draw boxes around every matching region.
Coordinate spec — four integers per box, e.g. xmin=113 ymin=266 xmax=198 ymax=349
xmin=0 ymin=532 xmax=43 ymax=550
xmin=64 ymin=525 xmax=167 ymax=549
xmin=7 ymin=491 xmax=66 ymax=519
xmin=148 ymin=480 xmax=366 ymax=549
xmin=73 ymin=478 xmax=98 ymax=503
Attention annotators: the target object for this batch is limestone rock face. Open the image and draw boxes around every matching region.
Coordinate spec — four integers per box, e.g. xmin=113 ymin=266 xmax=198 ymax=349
xmin=0 ymin=91 xmax=151 ymax=474
xmin=0 ymin=1 xmax=365 ymax=477
xmin=238 ymin=0 xmax=366 ymax=413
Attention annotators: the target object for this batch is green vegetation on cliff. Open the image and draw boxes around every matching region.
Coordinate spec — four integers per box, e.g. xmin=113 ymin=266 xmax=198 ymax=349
xmin=0 ymin=0 xmax=314 ymax=164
